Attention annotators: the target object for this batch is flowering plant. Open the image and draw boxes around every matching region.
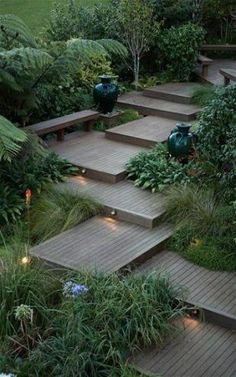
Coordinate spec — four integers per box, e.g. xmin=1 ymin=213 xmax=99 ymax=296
xmin=63 ymin=281 xmax=88 ymax=298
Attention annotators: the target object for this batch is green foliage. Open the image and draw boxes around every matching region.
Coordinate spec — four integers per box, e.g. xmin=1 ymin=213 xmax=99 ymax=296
xmin=165 ymin=184 xmax=236 ymax=270
xmin=126 ymin=144 xmax=195 ymax=192
xmin=30 ymin=187 xmax=101 ymax=242
xmin=147 ymin=0 xmax=193 ymax=27
xmin=158 ymin=23 xmax=205 ymax=81
xmin=0 ymin=115 xmax=27 ymax=161
xmin=0 ymin=245 xmax=61 ymax=339
xmin=0 ymin=136 xmax=78 ymax=226
xmin=180 ymin=238 xmax=236 ymax=271
xmin=116 ymin=0 xmax=161 ymax=87
xmin=25 ymin=271 xmax=182 ymax=376
xmin=196 ymin=84 xmax=236 ymax=197
xmin=0 ymin=14 xmax=36 ymax=48
xmin=191 ymin=85 xmax=216 ymax=106
xmin=94 ymin=109 xmax=141 ymax=131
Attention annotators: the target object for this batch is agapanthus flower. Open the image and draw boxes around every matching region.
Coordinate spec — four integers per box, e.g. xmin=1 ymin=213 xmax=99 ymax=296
xmin=63 ymin=281 xmax=88 ymax=298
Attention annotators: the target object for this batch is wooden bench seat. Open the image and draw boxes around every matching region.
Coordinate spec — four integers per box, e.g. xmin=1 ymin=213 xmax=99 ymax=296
xmin=219 ymin=68 xmax=236 ymax=86
xmin=197 ymin=54 xmax=213 ymax=76
xmin=26 ymin=110 xmax=99 ymax=141
xmin=201 ymin=44 xmax=236 ymax=52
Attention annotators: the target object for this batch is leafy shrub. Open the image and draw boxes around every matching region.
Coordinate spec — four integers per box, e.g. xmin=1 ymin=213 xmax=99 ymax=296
xmin=126 ymin=144 xmax=196 ymax=192
xmin=0 ymin=136 xmax=78 ymax=226
xmin=94 ymin=109 xmax=142 ymax=131
xmin=31 ymin=187 xmax=101 ymax=242
xmin=158 ymin=23 xmax=205 ymax=81
xmin=196 ymin=84 xmax=236 ymax=195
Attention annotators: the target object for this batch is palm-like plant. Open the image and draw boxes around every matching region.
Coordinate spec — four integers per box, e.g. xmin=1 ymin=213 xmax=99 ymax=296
xmin=0 ymin=15 xmax=128 ymax=124
xmin=0 ymin=115 xmax=27 ymax=161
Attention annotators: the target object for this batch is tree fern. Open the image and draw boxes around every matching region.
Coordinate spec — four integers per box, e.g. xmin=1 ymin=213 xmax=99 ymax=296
xmin=96 ymin=39 xmax=128 ymax=58
xmin=0 ymin=14 xmax=36 ymax=48
xmin=2 ymin=48 xmax=53 ymax=72
xmin=0 ymin=115 xmax=27 ymax=161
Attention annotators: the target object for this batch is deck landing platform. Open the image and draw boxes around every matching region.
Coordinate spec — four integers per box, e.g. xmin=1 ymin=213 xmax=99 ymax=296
xmin=31 ymin=217 xmax=172 ymax=273
xmin=49 ymin=131 xmax=147 ymax=183
xmin=130 ymin=317 xmax=236 ymax=377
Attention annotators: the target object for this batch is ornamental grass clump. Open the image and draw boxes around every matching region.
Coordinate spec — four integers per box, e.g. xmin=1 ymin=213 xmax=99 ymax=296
xmin=30 ymin=186 xmax=102 ymax=242
xmin=28 ymin=271 xmax=183 ymax=377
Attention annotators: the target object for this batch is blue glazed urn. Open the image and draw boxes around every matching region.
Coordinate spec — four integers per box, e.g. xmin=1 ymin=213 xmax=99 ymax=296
xmin=94 ymin=75 xmax=119 ymax=114
xmin=167 ymin=123 xmax=194 ymax=157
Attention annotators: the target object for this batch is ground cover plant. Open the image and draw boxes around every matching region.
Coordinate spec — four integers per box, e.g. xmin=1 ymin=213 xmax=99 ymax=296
xmin=164 ymin=185 xmax=236 ymax=271
xmin=0 ymin=245 xmax=184 ymax=376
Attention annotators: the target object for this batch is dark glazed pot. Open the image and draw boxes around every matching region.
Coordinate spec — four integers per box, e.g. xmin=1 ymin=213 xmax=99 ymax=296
xmin=93 ymin=75 xmax=119 ymax=114
xmin=167 ymin=123 xmax=194 ymax=157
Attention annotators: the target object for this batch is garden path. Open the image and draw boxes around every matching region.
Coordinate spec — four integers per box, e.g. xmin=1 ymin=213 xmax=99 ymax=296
xmin=31 ymin=82 xmax=236 ymax=376
xmin=195 ymin=58 xmax=236 ymax=85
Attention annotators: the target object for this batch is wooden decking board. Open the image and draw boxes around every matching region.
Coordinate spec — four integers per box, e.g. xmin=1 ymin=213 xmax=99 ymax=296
xmin=195 ymin=58 xmax=236 ymax=85
xmin=105 ymin=115 xmax=178 ymax=147
xmin=131 ymin=318 xmax=236 ymax=377
xmin=61 ymin=176 xmax=166 ymax=228
xmin=143 ymin=82 xmax=203 ymax=104
xmin=136 ymin=251 xmax=236 ymax=319
xmin=117 ymin=91 xmax=200 ymax=121
xmin=49 ymin=131 xmax=147 ymax=183
xmin=31 ymin=217 xmax=172 ymax=273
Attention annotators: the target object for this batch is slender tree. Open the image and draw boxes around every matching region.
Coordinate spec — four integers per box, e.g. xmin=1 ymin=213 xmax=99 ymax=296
xmin=117 ymin=0 xmax=160 ymax=89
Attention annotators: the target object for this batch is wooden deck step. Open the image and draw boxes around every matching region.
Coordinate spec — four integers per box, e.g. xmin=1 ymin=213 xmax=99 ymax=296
xmin=117 ymin=91 xmax=200 ymax=121
xmin=49 ymin=131 xmax=147 ymax=183
xmin=30 ymin=217 xmax=172 ymax=273
xmin=130 ymin=317 xmax=236 ymax=377
xmin=62 ymin=176 xmax=166 ymax=228
xmin=106 ymin=115 xmax=182 ymax=147
xmin=143 ymin=82 xmax=203 ymax=104
xmin=135 ymin=250 xmax=236 ymax=329
xmin=195 ymin=58 xmax=236 ymax=85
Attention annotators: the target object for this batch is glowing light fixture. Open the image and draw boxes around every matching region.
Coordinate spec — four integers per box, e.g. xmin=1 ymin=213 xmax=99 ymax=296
xmin=81 ymin=168 xmax=87 ymax=174
xmin=21 ymin=256 xmax=31 ymax=265
xmin=111 ymin=209 xmax=116 ymax=216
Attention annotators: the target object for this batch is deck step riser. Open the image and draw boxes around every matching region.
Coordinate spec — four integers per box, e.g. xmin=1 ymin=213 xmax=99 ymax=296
xmin=184 ymin=300 xmax=236 ymax=331
xmin=102 ymin=206 xmax=163 ymax=228
xmin=118 ymin=102 xmax=197 ymax=122
xmin=105 ymin=131 xmax=158 ymax=148
xmin=143 ymin=90 xmax=192 ymax=104
xmin=76 ymin=166 xmax=126 ymax=184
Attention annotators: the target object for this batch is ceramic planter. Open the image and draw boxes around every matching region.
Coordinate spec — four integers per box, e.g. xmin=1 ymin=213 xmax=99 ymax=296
xmin=168 ymin=123 xmax=194 ymax=157
xmin=93 ymin=75 xmax=119 ymax=114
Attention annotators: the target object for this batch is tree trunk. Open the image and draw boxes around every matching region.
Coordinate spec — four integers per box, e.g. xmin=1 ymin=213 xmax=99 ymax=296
xmin=134 ymin=54 xmax=140 ymax=90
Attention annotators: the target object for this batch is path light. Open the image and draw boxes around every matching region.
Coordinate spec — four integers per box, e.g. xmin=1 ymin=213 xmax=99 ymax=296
xmin=21 ymin=256 xmax=31 ymax=265
xmin=111 ymin=209 xmax=117 ymax=216
xmin=81 ymin=168 xmax=87 ymax=174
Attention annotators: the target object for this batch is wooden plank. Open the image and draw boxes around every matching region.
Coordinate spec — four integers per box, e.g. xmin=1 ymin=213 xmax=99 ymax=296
xmin=49 ymin=131 xmax=148 ymax=183
xmin=195 ymin=58 xmax=236 ymax=84
xmin=219 ymin=68 xmax=236 ymax=85
xmin=26 ymin=110 xmax=99 ymax=135
xmin=131 ymin=318 xmax=236 ymax=377
xmin=117 ymin=91 xmax=200 ymax=122
xmin=30 ymin=217 xmax=172 ymax=273
xmin=201 ymin=44 xmax=236 ymax=52
xmin=106 ymin=115 xmax=179 ymax=147
xmin=62 ymin=176 xmax=166 ymax=228
xmin=143 ymin=82 xmax=202 ymax=104
xmin=136 ymin=250 xmax=236 ymax=321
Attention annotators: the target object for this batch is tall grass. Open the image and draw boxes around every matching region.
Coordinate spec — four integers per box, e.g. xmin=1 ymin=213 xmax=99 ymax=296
xmin=191 ymin=85 xmax=216 ymax=106
xmin=30 ymin=186 xmax=102 ymax=242
xmin=27 ymin=271 xmax=183 ymax=376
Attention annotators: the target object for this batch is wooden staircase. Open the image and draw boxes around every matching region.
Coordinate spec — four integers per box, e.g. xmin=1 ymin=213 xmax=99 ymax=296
xmin=31 ymin=82 xmax=236 ymax=376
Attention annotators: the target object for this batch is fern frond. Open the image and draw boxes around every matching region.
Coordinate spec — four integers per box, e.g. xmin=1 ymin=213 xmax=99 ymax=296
xmin=96 ymin=39 xmax=128 ymax=58
xmin=66 ymin=38 xmax=108 ymax=61
xmin=0 ymin=68 xmax=22 ymax=91
xmin=0 ymin=115 xmax=27 ymax=161
xmin=2 ymin=48 xmax=53 ymax=72
xmin=0 ymin=14 xmax=36 ymax=48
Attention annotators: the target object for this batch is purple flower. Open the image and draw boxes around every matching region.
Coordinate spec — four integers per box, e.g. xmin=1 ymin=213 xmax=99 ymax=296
xmin=63 ymin=281 xmax=88 ymax=298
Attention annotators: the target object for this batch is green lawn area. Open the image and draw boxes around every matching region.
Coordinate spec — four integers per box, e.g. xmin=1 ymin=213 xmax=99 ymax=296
xmin=0 ymin=0 xmax=109 ymax=34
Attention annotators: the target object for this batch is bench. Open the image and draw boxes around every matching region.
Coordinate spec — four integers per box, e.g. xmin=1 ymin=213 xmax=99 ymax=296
xmin=201 ymin=44 xmax=236 ymax=52
xmin=26 ymin=110 xmax=100 ymax=141
xmin=219 ymin=68 xmax=236 ymax=86
xmin=197 ymin=54 xmax=213 ymax=76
